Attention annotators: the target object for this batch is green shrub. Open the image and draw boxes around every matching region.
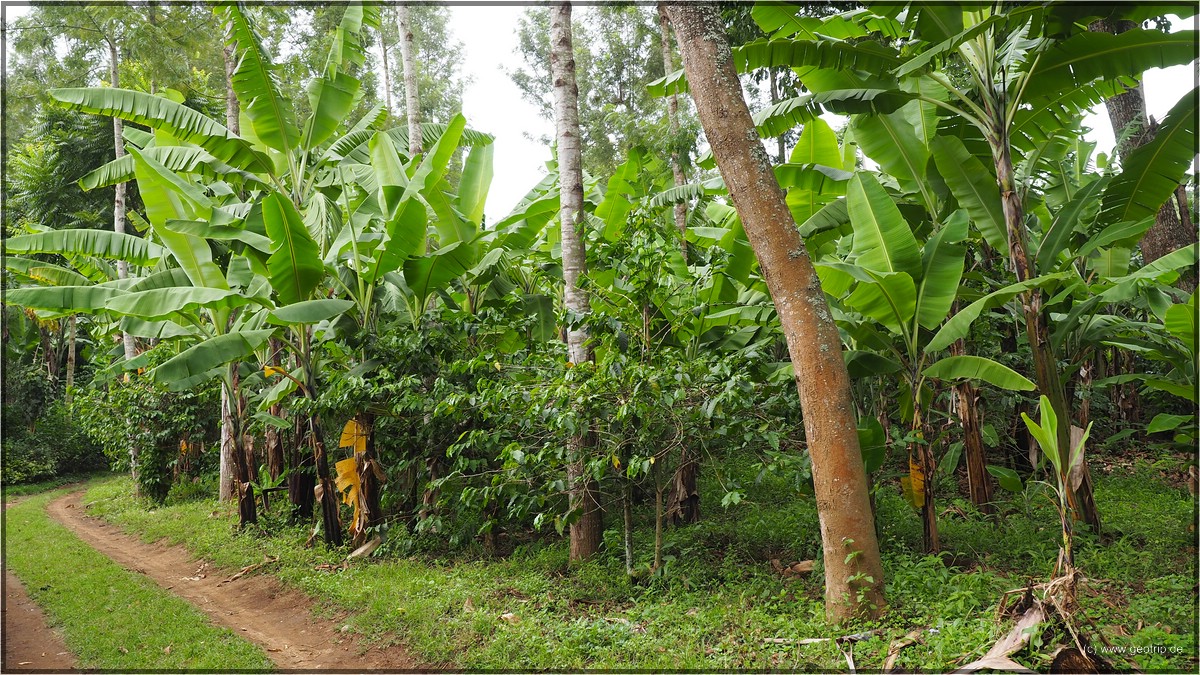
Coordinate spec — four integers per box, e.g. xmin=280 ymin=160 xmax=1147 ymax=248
xmin=71 ymin=348 xmax=219 ymax=502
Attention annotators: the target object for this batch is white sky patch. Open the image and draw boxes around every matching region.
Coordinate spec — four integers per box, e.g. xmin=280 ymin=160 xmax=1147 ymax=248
xmin=447 ymin=3 xmax=554 ymax=223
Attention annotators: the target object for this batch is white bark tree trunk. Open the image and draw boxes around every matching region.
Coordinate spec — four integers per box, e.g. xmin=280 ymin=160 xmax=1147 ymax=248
xmin=108 ymin=39 xmax=137 ymax=365
xmin=657 ymin=6 xmax=688 ymax=255
xmin=397 ymin=3 xmax=422 ymax=156
xmin=551 ymin=1 xmax=602 ymax=562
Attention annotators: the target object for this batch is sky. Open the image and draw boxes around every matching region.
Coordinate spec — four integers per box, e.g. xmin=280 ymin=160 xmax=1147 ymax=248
xmin=4 ymin=2 xmax=1195 ymax=222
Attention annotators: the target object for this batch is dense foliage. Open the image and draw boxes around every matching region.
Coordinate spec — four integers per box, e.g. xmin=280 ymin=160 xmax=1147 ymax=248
xmin=2 ymin=2 xmax=1195 ymax=666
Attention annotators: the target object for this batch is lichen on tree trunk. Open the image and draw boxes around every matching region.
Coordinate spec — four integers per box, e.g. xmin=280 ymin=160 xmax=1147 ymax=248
xmin=661 ymin=2 xmax=885 ymax=622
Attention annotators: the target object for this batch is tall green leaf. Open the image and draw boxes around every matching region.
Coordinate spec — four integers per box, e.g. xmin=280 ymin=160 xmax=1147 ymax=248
xmin=5 ymin=230 xmax=163 ymax=266
xmin=457 ymin=143 xmax=494 ymax=226
xmin=847 ymin=173 xmax=922 ymax=277
xmin=1030 ymin=29 xmax=1198 ymax=101
xmin=924 ymin=355 xmax=1036 ymax=391
xmin=5 ymin=286 xmax=126 ymax=314
xmin=151 ymin=329 xmax=275 ymax=391
xmin=48 ymin=87 xmax=270 ymax=173
xmin=916 ymin=212 xmax=968 ymax=331
xmin=262 ymin=192 xmax=323 ymax=305
xmin=930 ymin=136 xmax=1007 ymax=250
xmin=1100 ymin=88 xmax=1198 ymax=225
xmin=220 ymin=4 xmax=300 ymax=157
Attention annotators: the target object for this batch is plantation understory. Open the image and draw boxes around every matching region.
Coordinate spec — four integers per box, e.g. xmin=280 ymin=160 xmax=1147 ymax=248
xmin=3 ymin=3 xmax=1198 ymax=672
xmin=3 ymin=463 xmax=1195 ymax=671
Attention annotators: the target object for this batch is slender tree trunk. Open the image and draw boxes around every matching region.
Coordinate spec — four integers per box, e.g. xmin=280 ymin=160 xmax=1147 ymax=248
xmin=379 ymin=8 xmax=394 ymax=115
xmin=64 ymin=315 xmax=76 ymax=406
xmin=264 ymin=339 xmax=284 ymax=481
xmin=769 ymin=68 xmax=786 ymax=163
xmin=551 ymin=2 xmax=603 ymax=563
xmin=108 ymin=40 xmax=137 ymax=364
xmin=993 ymin=129 xmax=1101 ymax=532
xmin=1090 ymin=18 xmax=1196 ymax=293
xmin=397 ymin=3 xmax=422 ymax=156
xmin=663 ymin=2 xmax=884 ymax=622
xmin=951 ymin=337 xmax=993 ymax=514
xmin=219 ymin=386 xmax=236 ymax=501
xmin=657 ymin=6 xmax=689 ymax=253
xmin=623 ymin=480 xmax=635 ymax=577
xmin=223 ymin=41 xmax=240 ymax=135
xmin=908 ymin=391 xmax=938 ymax=554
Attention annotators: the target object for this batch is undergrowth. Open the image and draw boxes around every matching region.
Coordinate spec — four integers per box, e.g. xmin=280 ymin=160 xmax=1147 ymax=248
xmin=70 ymin=459 xmax=1197 ymax=671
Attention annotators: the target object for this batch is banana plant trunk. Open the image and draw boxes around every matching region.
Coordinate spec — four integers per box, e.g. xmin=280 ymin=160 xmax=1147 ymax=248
xmin=308 ymin=415 xmax=343 ymax=547
xmin=264 ymin=339 xmax=285 ymax=481
xmin=665 ymin=447 xmax=700 ymax=525
xmin=951 ymin=337 xmax=993 ymax=515
xmin=225 ymin=366 xmax=257 ymax=526
xmin=552 ymin=1 xmax=603 ymax=562
xmin=288 ymin=414 xmax=316 ymax=520
xmin=663 ymin=1 xmax=884 ymax=622
xmin=993 ymin=129 xmax=1101 ymax=532
xmin=909 ymin=392 xmax=938 ymax=554
xmin=65 ymin=315 xmax=76 ymax=406
xmin=356 ymin=412 xmax=384 ymax=533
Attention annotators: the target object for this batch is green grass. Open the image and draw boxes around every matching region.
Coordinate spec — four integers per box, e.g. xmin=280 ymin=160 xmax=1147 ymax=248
xmin=2 ymin=470 xmax=114 ymax=498
xmin=70 ymin=459 xmax=1198 ymax=671
xmin=3 ymin=489 xmax=274 ymax=671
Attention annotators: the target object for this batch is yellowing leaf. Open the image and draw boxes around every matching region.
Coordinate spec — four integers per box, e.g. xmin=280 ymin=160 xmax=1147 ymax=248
xmin=338 ymin=419 xmax=367 ymax=453
xmin=264 ymin=365 xmax=287 ymax=377
xmin=905 ymin=454 xmax=926 ymax=509
xmin=612 ymin=455 xmax=621 ymax=469
xmin=335 ymin=457 xmax=362 ymax=528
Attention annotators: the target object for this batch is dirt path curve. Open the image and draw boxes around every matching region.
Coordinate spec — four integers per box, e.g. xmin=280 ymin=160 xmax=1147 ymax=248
xmin=4 ymin=495 xmax=78 ymax=673
xmin=45 ymin=491 xmax=417 ymax=670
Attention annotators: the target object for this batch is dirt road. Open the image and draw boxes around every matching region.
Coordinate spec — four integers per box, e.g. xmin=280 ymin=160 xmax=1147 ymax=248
xmin=40 ymin=491 xmax=417 ymax=670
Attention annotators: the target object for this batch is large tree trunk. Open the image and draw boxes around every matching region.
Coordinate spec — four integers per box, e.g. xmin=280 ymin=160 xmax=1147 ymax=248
xmin=356 ymin=412 xmax=384 ymax=538
xmin=663 ymin=2 xmax=885 ymax=622
xmin=397 ymin=3 xmax=422 ymax=156
xmin=994 ymin=130 xmax=1101 ymax=532
xmin=551 ymin=2 xmax=603 ymax=563
xmin=1090 ymin=18 xmax=1196 ymax=293
xmin=657 ymin=6 xmax=688 ymax=253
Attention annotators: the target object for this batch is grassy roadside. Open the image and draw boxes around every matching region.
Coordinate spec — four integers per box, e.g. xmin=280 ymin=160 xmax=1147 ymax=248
xmin=3 ymin=488 xmax=274 ymax=671
xmin=76 ymin=461 xmax=1196 ymax=671
xmin=2 ymin=470 xmax=115 ymax=498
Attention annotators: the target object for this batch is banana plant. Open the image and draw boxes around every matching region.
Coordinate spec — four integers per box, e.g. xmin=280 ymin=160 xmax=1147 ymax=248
xmin=729 ymin=2 xmax=1198 ymax=534
xmin=816 ymin=172 xmax=1035 ymax=553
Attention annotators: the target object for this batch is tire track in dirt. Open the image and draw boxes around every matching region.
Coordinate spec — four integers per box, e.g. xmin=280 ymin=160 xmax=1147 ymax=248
xmin=44 ymin=491 xmax=418 ymax=671
xmin=4 ymin=494 xmax=78 ymax=672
